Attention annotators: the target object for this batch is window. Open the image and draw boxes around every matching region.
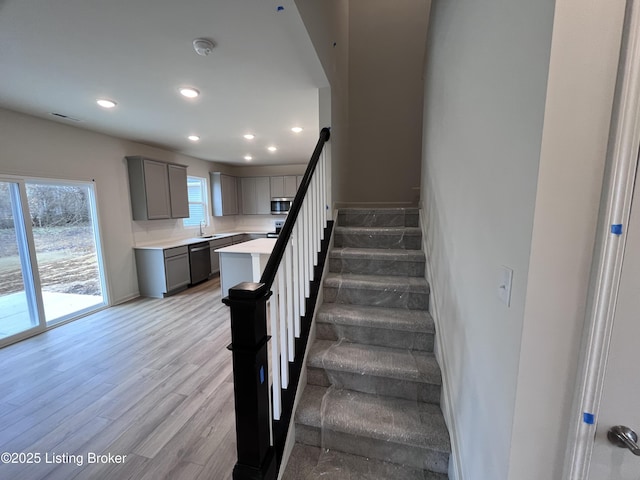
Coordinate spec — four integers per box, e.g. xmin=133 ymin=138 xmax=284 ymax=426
xmin=183 ymin=176 xmax=209 ymax=227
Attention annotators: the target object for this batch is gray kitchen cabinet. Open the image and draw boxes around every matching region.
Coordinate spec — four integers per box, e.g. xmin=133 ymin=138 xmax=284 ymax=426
xmin=209 ymin=238 xmax=233 ymax=275
xmin=168 ymin=164 xmax=189 ymax=218
xmin=256 ymin=177 xmax=271 ymax=214
xmin=134 ymin=245 xmax=190 ymax=298
xmin=240 ymin=177 xmax=271 ymax=214
xmin=240 ymin=177 xmax=257 ymax=215
xmin=245 ymin=233 xmax=267 ymax=240
xmin=126 ymin=156 xmax=189 ymax=220
xmin=270 ymin=175 xmax=298 ymax=198
xmin=211 ymin=172 xmax=238 ymax=216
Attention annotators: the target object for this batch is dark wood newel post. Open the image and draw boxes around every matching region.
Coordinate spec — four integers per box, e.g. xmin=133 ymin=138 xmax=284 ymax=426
xmin=223 ymin=281 xmax=276 ymax=480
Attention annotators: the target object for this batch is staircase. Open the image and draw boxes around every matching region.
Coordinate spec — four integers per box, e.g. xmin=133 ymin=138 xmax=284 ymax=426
xmin=283 ymin=208 xmax=450 ymax=480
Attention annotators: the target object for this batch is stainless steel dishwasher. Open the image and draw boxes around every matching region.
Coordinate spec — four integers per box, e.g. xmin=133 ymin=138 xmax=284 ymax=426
xmin=188 ymin=241 xmax=211 ymax=285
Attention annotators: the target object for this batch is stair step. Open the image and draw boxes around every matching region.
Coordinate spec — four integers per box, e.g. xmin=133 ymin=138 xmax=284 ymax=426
xmin=317 ymin=303 xmax=435 ymax=351
xmin=334 ymin=226 xmax=422 ymax=250
xmin=295 ymin=385 xmax=450 ymax=474
xmin=324 ymin=273 xmax=430 ymax=310
xmin=329 ymin=247 xmax=425 ymax=277
xmin=283 ymin=443 xmax=448 ymax=480
xmin=337 ymin=208 xmax=420 ymax=228
xmin=307 ymin=340 xmax=442 ymax=403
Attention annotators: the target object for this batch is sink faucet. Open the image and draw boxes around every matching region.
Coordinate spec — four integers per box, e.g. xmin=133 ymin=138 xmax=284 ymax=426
xmin=199 ymin=220 xmax=205 ymax=237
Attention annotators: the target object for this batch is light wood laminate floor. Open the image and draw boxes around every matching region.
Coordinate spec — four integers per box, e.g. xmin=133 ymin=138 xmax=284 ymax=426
xmin=0 ymin=277 xmax=236 ymax=480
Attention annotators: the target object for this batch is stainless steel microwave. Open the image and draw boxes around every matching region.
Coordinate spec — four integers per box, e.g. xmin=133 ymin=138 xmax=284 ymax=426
xmin=270 ymin=198 xmax=292 ymax=215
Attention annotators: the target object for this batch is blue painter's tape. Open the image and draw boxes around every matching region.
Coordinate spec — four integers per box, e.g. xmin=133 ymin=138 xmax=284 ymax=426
xmin=277 ymin=6 xmax=284 ymax=12
xmin=260 ymin=366 xmax=265 ymax=384
xmin=583 ymin=412 xmax=595 ymax=425
xmin=611 ymin=224 xmax=623 ymax=235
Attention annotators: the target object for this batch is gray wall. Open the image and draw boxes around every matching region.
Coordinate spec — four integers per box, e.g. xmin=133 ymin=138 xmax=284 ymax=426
xmin=421 ymin=0 xmax=626 ymax=478
xmin=296 ymin=0 xmax=429 ymax=207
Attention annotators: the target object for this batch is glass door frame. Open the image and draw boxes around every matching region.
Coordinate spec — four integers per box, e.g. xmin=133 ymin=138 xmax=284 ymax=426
xmin=0 ymin=176 xmax=46 ymax=346
xmin=0 ymin=174 xmax=110 ymax=348
xmin=24 ymin=177 xmax=109 ymax=326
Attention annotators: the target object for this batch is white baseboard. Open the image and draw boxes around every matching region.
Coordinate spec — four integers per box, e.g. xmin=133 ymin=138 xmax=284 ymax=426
xmin=420 ymin=207 xmax=465 ymax=480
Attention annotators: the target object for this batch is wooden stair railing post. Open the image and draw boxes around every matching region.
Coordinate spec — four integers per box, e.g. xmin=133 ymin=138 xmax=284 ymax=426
xmin=223 ymin=281 xmax=276 ymax=480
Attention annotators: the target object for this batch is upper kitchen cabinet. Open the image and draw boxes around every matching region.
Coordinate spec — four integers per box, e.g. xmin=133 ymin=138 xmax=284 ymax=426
xmin=167 ymin=164 xmax=189 ymax=218
xmin=270 ymin=175 xmax=298 ymax=198
xmin=240 ymin=177 xmax=271 ymax=215
xmin=211 ymin=172 xmax=239 ymax=216
xmin=126 ymin=156 xmax=189 ymax=221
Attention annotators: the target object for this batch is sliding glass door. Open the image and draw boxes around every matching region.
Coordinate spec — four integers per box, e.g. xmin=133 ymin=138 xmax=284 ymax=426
xmin=26 ymin=181 xmax=106 ymax=324
xmin=0 ymin=180 xmax=43 ymax=339
xmin=0 ymin=177 xmax=107 ymax=344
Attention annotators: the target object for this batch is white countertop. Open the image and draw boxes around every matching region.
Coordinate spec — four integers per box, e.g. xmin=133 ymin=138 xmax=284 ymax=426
xmin=215 ymin=238 xmax=277 ymax=255
xmin=134 ymin=231 xmax=270 ymax=250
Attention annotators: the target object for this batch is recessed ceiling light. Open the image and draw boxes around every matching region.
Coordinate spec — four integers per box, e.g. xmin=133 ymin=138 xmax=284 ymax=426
xmin=267 ymin=146 xmax=277 ymax=152
xmin=179 ymin=87 xmax=200 ymax=98
xmin=243 ymin=134 xmax=255 ymax=140
xmin=291 ymin=127 xmax=303 ymax=133
xmin=96 ymin=99 xmax=117 ymax=109
xmin=188 ymin=135 xmax=200 ymax=141
xmin=244 ymin=155 xmax=253 ymax=161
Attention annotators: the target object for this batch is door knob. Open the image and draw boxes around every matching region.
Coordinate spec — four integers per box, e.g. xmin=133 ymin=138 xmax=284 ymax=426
xmin=607 ymin=425 xmax=640 ymax=455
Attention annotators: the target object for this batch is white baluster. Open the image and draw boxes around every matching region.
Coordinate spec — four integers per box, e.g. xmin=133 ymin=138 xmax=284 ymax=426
xmin=314 ymin=172 xmax=320 ymax=263
xmin=268 ymin=285 xmax=281 ymax=420
xmin=304 ymin=196 xmax=312 ymax=293
xmin=277 ymin=266 xmax=289 ymax=388
xmin=291 ymin=228 xmax=301 ymax=337
xmin=321 ymin=151 xmax=327 ymax=232
xmin=285 ymin=241 xmax=295 ymax=358
xmin=297 ymin=217 xmax=306 ymax=317
xmin=306 ymin=193 xmax=314 ymax=284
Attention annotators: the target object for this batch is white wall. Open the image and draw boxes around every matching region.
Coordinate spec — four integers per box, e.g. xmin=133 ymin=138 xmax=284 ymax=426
xmin=0 ymin=108 xmax=305 ymax=304
xmin=295 ymin=0 xmax=349 ymax=207
xmin=422 ymin=0 xmax=627 ymax=478
xmin=509 ymin=1 xmax=626 ymax=478
xmin=420 ymin=0 xmax=554 ymax=478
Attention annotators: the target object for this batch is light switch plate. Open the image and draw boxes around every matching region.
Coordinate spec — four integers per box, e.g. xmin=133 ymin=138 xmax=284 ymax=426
xmin=498 ymin=266 xmax=513 ymax=306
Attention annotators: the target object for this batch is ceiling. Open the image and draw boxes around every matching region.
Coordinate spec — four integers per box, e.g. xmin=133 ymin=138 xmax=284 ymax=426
xmin=0 ymin=0 xmax=328 ymax=165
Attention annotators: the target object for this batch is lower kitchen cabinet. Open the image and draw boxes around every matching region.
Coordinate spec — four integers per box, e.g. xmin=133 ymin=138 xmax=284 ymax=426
xmin=209 ymin=238 xmax=233 ymax=275
xmin=135 ymin=246 xmax=191 ymax=298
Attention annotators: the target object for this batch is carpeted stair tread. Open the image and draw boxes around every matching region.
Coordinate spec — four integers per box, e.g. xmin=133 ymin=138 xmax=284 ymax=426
xmin=323 ymin=272 xmax=430 ymax=310
xmin=337 ymin=208 xmax=420 ymax=228
xmin=335 ymin=226 xmax=423 ymax=235
xmin=317 ymin=303 xmax=435 ymax=333
xmin=329 ymin=247 xmax=426 ymax=277
xmin=316 ymin=303 xmax=436 ymax=351
xmin=283 ymin=444 xmax=447 ymax=480
xmin=324 ymin=272 xmax=429 ymax=293
xmin=330 ymin=247 xmax=425 ymax=262
xmin=296 ymin=385 xmax=450 ymax=453
xmin=334 ymin=226 xmax=422 ymax=250
xmin=308 ymin=339 xmax=441 ymax=385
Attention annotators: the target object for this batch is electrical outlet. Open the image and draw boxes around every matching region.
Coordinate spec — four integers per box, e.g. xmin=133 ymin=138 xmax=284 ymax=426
xmin=498 ymin=266 xmax=513 ymax=306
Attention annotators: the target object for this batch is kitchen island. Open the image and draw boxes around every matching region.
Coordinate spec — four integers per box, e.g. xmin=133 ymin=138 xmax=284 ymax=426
xmin=216 ymin=238 xmax=277 ymax=297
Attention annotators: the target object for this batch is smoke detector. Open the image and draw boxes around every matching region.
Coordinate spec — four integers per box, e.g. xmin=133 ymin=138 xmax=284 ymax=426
xmin=192 ymin=38 xmax=215 ymax=56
